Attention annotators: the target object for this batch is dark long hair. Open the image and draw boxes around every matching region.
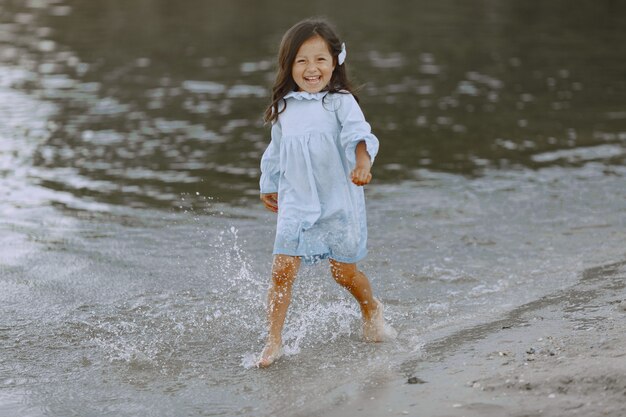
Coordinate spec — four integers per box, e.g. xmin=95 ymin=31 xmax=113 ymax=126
xmin=263 ymin=18 xmax=358 ymax=124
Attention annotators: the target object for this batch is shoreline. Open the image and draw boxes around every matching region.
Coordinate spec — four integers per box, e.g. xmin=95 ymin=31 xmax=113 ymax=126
xmin=322 ymin=259 xmax=626 ymax=417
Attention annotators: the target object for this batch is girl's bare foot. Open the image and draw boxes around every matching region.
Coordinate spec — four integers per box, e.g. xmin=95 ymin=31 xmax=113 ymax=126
xmin=363 ymin=298 xmax=397 ymax=342
xmin=256 ymin=340 xmax=283 ymax=368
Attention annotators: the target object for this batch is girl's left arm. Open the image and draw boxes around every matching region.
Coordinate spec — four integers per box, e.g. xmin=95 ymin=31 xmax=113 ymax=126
xmin=351 ymin=141 xmax=372 ymax=186
xmin=337 ymin=94 xmax=379 ymax=186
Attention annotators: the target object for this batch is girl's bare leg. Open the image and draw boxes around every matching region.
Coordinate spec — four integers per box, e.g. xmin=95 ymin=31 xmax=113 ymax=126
xmin=257 ymin=254 xmax=301 ymax=368
xmin=329 ymin=259 xmax=395 ymax=342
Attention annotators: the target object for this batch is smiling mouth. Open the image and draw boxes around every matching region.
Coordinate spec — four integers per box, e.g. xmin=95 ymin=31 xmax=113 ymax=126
xmin=304 ymin=76 xmax=321 ymax=84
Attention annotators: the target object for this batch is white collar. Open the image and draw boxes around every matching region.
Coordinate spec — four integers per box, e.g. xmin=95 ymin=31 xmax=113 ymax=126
xmin=284 ymin=91 xmax=328 ymax=101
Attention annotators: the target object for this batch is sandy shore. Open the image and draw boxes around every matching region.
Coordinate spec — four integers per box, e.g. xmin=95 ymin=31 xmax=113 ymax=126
xmin=323 ymin=259 xmax=626 ymax=417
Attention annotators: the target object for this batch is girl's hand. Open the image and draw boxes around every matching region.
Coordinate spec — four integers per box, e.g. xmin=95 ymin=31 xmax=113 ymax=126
xmin=260 ymin=192 xmax=278 ymax=213
xmin=351 ymin=165 xmax=372 ymax=186
xmin=352 ymin=140 xmax=372 ymax=186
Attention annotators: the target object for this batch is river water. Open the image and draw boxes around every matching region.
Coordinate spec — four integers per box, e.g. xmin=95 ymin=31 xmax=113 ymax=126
xmin=1 ymin=0 xmax=625 ymax=416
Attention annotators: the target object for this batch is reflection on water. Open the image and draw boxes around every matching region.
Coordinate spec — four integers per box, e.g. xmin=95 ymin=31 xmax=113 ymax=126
xmin=1 ymin=0 xmax=624 ymax=209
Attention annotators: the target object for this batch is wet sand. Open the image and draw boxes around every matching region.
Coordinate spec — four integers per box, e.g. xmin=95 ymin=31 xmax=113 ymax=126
xmin=323 ymin=260 xmax=626 ymax=417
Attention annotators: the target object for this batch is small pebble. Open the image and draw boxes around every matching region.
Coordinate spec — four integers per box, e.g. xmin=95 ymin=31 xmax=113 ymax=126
xmin=526 ymin=347 xmax=536 ymax=354
xmin=407 ymin=376 xmax=426 ymax=384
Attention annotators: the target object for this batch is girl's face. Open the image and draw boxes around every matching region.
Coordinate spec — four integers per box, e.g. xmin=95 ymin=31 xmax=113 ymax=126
xmin=291 ymin=35 xmax=335 ymax=93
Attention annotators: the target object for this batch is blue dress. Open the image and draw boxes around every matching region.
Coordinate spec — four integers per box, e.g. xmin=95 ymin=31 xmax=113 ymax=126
xmin=259 ymin=91 xmax=379 ymax=264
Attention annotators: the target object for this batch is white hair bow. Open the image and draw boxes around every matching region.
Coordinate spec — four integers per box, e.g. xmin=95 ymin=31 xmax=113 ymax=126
xmin=338 ymin=42 xmax=347 ymax=65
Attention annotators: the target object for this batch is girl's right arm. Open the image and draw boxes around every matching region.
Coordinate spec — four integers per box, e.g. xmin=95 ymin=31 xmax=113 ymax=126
xmin=260 ymin=192 xmax=278 ymax=213
xmin=259 ymin=121 xmax=282 ymax=213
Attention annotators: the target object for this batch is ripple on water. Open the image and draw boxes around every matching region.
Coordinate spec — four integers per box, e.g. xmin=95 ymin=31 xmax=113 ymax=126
xmin=182 ymin=80 xmax=226 ymax=95
xmin=531 ymin=144 xmax=625 ymax=164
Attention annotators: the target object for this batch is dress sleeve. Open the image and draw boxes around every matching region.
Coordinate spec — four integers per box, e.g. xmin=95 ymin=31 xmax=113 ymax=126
xmin=259 ymin=120 xmax=282 ymax=194
xmin=337 ymin=93 xmax=379 ymax=168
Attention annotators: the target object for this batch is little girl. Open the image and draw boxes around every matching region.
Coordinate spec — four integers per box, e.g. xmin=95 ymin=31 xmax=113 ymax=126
xmin=257 ymin=18 xmax=395 ymax=368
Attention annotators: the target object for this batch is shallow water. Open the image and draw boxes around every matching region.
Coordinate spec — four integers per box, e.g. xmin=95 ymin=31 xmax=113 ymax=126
xmin=1 ymin=0 xmax=625 ymax=416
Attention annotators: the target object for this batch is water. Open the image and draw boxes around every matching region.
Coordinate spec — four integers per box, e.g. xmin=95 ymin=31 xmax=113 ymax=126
xmin=1 ymin=0 xmax=625 ymax=416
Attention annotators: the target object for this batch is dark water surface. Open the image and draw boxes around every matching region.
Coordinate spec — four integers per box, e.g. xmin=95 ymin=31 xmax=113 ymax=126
xmin=1 ymin=0 xmax=625 ymax=416
xmin=2 ymin=0 xmax=625 ymax=208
